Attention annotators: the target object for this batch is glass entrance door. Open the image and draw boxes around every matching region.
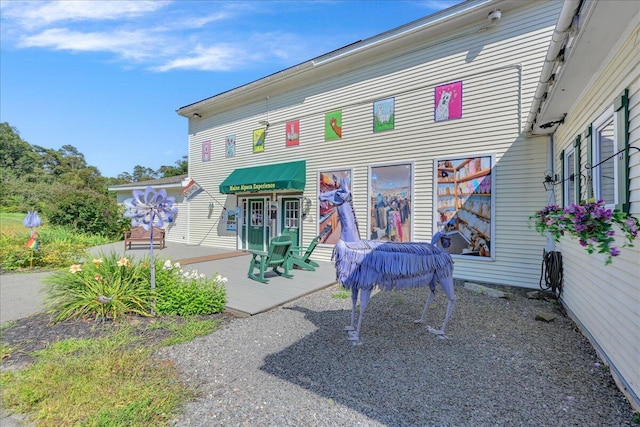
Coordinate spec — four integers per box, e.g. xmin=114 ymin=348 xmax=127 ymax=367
xmin=281 ymin=198 xmax=300 ymax=248
xmin=248 ymin=199 xmax=266 ymax=251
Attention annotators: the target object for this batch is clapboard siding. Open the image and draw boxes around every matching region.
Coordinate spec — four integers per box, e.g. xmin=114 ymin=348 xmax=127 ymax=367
xmin=550 ymin=19 xmax=640 ymax=407
xmin=185 ymin=3 xmax=561 ymax=275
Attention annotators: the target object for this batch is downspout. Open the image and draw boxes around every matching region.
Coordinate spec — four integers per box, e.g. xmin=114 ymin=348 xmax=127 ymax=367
xmin=546 ymin=134 xmax=556 ymax=252
xmin=526 ymin=0 xmax=581 ymax=132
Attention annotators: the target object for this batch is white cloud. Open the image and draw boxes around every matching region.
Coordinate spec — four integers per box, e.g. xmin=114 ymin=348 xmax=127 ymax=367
xmin=4 ymin=0 xmax=168 ymax=29
xmin=19 ymin=28 xmax=162 ymax=61
xmin=154 ymin=44 xmax=243 ymax=72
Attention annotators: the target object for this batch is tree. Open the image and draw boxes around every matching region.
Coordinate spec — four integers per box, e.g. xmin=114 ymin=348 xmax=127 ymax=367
xmin=159 ymin=155 xmax=188 ymax=178
xmin=132 ymin=165 xmax=158 ymax=182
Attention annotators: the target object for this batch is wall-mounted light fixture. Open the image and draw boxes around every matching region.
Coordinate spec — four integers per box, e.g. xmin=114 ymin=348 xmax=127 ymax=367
xmin=543 ymin=172 xmax=576 ymax=191
xmin=543 ymin=174 xmax=557 ymax=191
xmin=193 ymin=113 xmax=202 ymax=119
xmin=302 ymin=197 xmax=312 ymax=218
xmin=259 ymin=120 xmax=270 ymax=130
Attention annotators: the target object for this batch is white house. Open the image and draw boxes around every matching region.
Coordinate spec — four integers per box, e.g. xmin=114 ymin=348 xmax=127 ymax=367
xmin=526 ymin=0 xmax=640 ymax=411
xmin=175 ymin=0 xmax=639 ymax=408
xmin=108 ymin=174 xmax=189 ymax=243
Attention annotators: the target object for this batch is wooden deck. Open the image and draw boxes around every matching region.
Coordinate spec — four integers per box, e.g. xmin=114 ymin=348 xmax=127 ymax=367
xmin=178 ymin=252 xmax=337 ymax=316
xmin=90 ymin=242 xmax=337 ymax=317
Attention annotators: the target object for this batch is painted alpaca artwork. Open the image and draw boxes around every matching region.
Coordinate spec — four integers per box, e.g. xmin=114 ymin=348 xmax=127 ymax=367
xmin=319 ymin=178 xmax=456 ymax=344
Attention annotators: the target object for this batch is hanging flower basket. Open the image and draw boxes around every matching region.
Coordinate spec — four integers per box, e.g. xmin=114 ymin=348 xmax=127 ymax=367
xmin=530 ymin=200 xmax=639 ymax=265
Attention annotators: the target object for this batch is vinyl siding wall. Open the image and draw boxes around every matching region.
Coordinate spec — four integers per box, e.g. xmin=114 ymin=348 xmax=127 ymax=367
xmin=186 ymin=1 xmax=560 ymax=288
xmin=550 ymin=18 xmax=640 ymax=407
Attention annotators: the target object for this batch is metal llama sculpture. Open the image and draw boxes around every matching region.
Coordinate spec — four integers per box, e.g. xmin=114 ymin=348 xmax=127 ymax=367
xmin=319 ymin=177 xmax=456 ymax=343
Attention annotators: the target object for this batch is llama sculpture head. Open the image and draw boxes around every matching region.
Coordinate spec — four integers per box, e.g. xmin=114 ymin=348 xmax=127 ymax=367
xmin=318 ymin=176 xmax=360 ymax=242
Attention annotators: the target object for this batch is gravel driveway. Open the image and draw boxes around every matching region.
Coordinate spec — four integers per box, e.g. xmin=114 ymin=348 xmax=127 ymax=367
xmin=160 ymin=284 xmax=636 ymax=426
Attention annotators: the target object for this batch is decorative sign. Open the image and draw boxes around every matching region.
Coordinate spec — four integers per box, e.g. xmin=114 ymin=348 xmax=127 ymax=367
xmin=286 ymin=120 xmax=300 ymax=147
xmin=434 ymin=81 xmax=463 ymax=122
xmin=226 ymin=207 xmax=239 ymax=231
xmin=253 ymin=129 xmax=265 ymax=153
xmin=182 ymin=179 xmax=203 ymax=200
xmin=325 ymin=110 xmax=342 ymax=140
xmin=202 ymin=141 xmax=211 ymax=162
xmin=373 ymin=98 xmax=395 ymax=132
xmin=225 ymin=135 xmax=235 ymax=158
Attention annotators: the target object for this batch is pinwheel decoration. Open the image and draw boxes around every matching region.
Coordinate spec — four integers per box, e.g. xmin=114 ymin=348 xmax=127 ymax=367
xmin=23 ymin=211 xmax=41 ymax=269
xmin=124 ymin=187 xmax=178 ymax=313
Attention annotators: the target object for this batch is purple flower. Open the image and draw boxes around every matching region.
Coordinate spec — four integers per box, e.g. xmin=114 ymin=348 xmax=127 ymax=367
xmin=610 ymin=247 xmax=620 ymax=257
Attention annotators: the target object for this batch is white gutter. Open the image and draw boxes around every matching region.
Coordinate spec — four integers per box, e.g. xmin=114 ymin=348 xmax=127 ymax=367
xmin=526 ymin=0 xmax=581 ymax=132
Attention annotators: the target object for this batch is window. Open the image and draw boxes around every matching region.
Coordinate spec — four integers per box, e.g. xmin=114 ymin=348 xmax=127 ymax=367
xmin=284 ymin=200 xmax=299 ymax=229
xmin=563 ymin=147 xmax=577 ymax=206
xmin=591 ymin=106 xmax=617 ymax=208
xmin=587 ymin=89 xmax=630 ymax=212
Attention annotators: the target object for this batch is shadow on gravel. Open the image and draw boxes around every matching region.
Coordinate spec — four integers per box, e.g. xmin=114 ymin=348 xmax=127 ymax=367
xmin=260 ymin=288 xmax=635 ymax=426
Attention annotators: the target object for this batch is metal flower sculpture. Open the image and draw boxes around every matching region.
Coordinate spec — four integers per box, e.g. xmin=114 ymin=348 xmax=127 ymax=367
xmin=23 ymin=211 xmax=42 ymax=269
xmin=124 ymin=187 xmax=178 ymax=313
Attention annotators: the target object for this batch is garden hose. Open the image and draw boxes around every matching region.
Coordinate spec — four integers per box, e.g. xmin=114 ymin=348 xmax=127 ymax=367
xmin=539 ymin=249 xmax=563 ymax=299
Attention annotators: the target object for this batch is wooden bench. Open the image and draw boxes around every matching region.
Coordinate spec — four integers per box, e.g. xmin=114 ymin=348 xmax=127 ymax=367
xmin=124 ymin=226 xmax=166 ymax=251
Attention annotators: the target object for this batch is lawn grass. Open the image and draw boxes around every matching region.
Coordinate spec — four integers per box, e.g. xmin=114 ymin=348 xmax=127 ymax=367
xmin=0 ymin=318 xmax=221 ymax=426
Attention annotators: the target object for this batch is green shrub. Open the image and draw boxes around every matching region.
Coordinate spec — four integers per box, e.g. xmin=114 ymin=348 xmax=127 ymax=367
xmin=154 ymin=260 xmax=228 ymax=316
xmin=41 ymin=187 xmax=128 ymax=238
xmin=43 ymin=254 xmax=228 ymax=322
xmin=44 ymin=252 xmax=152 ymax=323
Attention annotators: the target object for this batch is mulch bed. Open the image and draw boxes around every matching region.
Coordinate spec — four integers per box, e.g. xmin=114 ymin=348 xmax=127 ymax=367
xmin=1 ymin=311 xmax=236 ymax=371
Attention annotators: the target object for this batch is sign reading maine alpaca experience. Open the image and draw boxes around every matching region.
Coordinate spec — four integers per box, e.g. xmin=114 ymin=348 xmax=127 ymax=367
xmin=369 ymin=162 xmax=412 ymax=242
xmin=434 ymin=155 xmax=494 ymax=259
xmin=318 ymin=169 xmax=351 ymax=245
xmin=434 ymin=81 xmax=463 ymax=122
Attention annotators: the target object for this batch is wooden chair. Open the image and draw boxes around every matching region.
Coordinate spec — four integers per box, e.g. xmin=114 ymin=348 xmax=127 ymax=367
xmin=288 ymin=235 xmax=321 ymax=271
xmin=247 ymin=235 xmax=294 ymax=283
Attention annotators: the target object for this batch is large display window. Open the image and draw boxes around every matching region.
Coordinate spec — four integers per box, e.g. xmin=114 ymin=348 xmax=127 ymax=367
xmin=434 ymin=155 xmax=495 ymax=259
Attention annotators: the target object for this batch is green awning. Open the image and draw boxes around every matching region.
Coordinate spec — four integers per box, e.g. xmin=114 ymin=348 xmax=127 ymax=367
xmin=219 ymin=160 xmax=306 ymax=194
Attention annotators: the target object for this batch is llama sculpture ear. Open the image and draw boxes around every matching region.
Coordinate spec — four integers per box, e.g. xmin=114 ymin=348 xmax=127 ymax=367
xmin=339 ymin=176 xmax=350 ymax=192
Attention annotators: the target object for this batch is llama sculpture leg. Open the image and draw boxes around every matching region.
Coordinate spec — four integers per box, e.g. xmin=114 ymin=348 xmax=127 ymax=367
xmin=415 ymin=275 xmax=456 ymax=337
xmin=346 ymin=288 xmax=371 ymax=343
xmin=345 ymin=288 xmax=358 ymax=333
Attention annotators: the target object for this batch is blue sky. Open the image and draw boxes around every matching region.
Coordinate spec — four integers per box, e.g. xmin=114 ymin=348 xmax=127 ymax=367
xmin=1 ymin=1 xmax=460 ymax=178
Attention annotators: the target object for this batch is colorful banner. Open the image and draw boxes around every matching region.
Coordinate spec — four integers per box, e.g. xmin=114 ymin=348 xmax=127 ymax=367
xmin=182 ymin=179 xmax=203 ymax=200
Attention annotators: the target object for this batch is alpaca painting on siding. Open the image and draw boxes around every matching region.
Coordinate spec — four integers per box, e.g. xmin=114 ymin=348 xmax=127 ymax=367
xmin=434 ymin=80 xmax=463 ymax=122
xmin=373 ymin=97 xmax=395 ymax=132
